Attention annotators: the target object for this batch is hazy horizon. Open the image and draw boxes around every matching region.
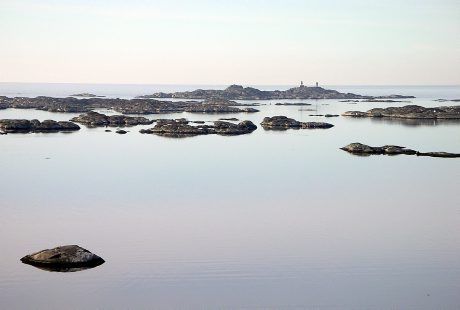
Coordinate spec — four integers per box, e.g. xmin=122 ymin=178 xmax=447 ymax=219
xmin=1 ymin=0 xmax=459 ymax=85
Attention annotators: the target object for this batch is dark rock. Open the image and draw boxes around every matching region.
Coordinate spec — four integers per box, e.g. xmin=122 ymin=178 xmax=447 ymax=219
xmin=105 ymin=129 xmax=112 ymax=132
xmin=140 ymin=119 xmax=257 ymax=137
xmin=416 ymin=152 xmax=460 ymax=158
xmin=340 ymin=100 xmax=360 ymax=103
xmin=70 ymin=111 xmax=154 ymax=127
xmin=361 ymin=99 xmax=411 ymax=103
xmin=260 ymin=116 xmax=334 ymax=130
xmin=116 ymin=129 xmax=128 ymax=134
xmin=341 ymin=143 xmax=459 ymax=158
xmin=184 ymin=105 xmax=259 ymax=113
xmin=21 ymin=245 xmax=105 ymax=271
xmin=301 ymin=122 xmax=334 ymax=129
xmin=139 ymin=84 xmax=383 ymax=100
xmin=325 ymin=114 xmax=339 ymax=117
xmin=0 ymin=119 xmax=80 ymax=133
xmin=342 ymin=105 xmax=460 ymax=119
xmin=213 ymin=120 xmax=257 ymax=135
xmin=219 ymin=118 xmax=239 ymax=121
xmin=275 ymin=102 xmax=312 ymax=106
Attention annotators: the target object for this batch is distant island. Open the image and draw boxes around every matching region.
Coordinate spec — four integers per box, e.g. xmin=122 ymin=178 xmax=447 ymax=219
xmin=137 ymin=83 xmax=415 ymax=100
xmin=70 ymin=93 xmax=106 ymax=98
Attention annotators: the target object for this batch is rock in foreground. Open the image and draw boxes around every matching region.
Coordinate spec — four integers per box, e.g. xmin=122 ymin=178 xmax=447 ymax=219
xmin=21 ymin=245 xmax=105 ymax=271
xmin=0 ymin=119 xmax=80 ymax=133
xmin=342 ymin=105 xmax=460 ymax=119
xmin=70 ymin=111 xmax=154 ymax=127
xmin=341 ymin=143 xmax=460 ymax=158
xmin=260 ymin=116 xmax=334 ymax=130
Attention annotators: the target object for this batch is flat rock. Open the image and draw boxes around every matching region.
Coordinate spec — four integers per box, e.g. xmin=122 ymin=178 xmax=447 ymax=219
xmin=341 ymin=143 xmax=460 ymax=158
xmin=140 ymin=119 xmax=257 ymax=137
xmin=0 ymin=119 xmax=80 ymax=133
xmin=260 ymin=116 xmax=334 ymax=130
xmin=21 ymin=245 xmax=105 ymax=271
xmin=342 ymin=105 xmax=460 ymax=119
xmin=71 ymin=111 xmax=154 ymax=127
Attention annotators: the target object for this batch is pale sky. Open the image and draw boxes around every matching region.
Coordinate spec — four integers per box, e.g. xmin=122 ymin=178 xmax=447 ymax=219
xmin=1 ymin=0 xmax=459 ymax=85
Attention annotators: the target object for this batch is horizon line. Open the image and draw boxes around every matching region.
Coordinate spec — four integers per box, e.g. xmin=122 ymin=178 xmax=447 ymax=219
xmin=1 ymin=82 xmax=459 ymax=87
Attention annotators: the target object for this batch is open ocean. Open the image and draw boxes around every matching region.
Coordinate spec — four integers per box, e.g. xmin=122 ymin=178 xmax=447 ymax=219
xmin=0 ymin=83 xmax=459 ymax=309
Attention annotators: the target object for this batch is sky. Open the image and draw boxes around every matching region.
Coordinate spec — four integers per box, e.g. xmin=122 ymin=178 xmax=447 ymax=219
xmin=0 ymin=0 xmax=459 ymax=85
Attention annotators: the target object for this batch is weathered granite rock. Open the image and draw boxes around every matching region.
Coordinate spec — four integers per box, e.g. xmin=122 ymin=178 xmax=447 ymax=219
xmin=141 ymin=119 xmax=212 ymax=137
xmin=70 ymin=111 xmax=154 ymax=127
xmin=140 ymin=119 xmax=257 ymax=137
xmin=260 ymin=116 xmax=334 ymax=130
xmin=213 ymin=120 xmax=257 ymax=135
xmin=340 ymin=143 xmax=417 ymax=155
xmin=0 ymin=96 xmax=259 ymax=115
xmin=301 ymin=122 xmax=334 ymax=129
xmin=342 ymin=105 xmax=460 ymax=119
xmin=21 ymin=245 xmax=105 ymax=271
xmin=0 ymin=119 xmax=80 ymax=133
xmin=341 ymin=143 xmax=460 ymax=158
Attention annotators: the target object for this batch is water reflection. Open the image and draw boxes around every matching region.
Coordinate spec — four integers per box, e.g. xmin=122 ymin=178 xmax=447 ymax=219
xmin=21 ymin=262 xmax=105 ymax=273
xmin=369 ymin=117 xmax=460 ymax=127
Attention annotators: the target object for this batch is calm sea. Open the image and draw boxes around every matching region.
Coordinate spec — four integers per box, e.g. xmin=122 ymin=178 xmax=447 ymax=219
xmin=0 ymin=84 xmax=459 ymax=309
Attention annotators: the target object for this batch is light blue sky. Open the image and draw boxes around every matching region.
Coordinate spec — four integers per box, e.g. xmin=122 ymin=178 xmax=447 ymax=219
xmin=1 ymin=0 xmax=459 ymax=85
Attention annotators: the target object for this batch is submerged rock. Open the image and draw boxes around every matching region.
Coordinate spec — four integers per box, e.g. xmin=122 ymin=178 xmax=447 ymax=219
xmin=0 ymin=119 xmax=80 ymax=133
xmin=219 ymin=118 xmax=239 ymax=121
xmin=21 ymin=245 xmax=105 ymax=271
xmin=342 ymin=105 xmax=460 ymax=119
xmin=341 ymin=143 xmax=460 ymax=158
xmin=260 ymin=116 xmax=334 ymax=130
xmin=71 ymin=111 xmax=154 ymax=127
xmin=275 ymin=102 xmax=312 ymax=106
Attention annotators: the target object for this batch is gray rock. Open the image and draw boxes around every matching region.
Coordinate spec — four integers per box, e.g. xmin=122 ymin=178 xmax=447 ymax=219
xmin=21 ymin=245 xmax=105 ymax=271
xmin=260 ymin=116 xmax=334 ymax=130
xmin=0 ymin=119 xmax=80 ymax=133
xmin=213 ymin=120 xmax=257 ymax=135
xmin=71 ymin=111 xmax=154 ymax=127
xmin=140 ymin=119 xmax=257 ymax=137
xmin=342 ymin=105 xmax=460 ymax=119
xmin=341 ymin=143 xmax=459 ymax=158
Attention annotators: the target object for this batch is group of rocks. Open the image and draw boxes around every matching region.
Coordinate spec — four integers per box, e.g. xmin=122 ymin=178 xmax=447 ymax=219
xmin=0 ymin=96 xmax=259 ymax=115
xmin=341 ymin=143 xmax=460 ymax=158
xmin=0 ymin=119 xmax=80 ymax=133
xmin=137 ymin=84 xmax=415 ymax=100
xmin=342 ymin=105 xmax=460 ymax=119
xmin=140 ymin=119 xmax=258 ymax=137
